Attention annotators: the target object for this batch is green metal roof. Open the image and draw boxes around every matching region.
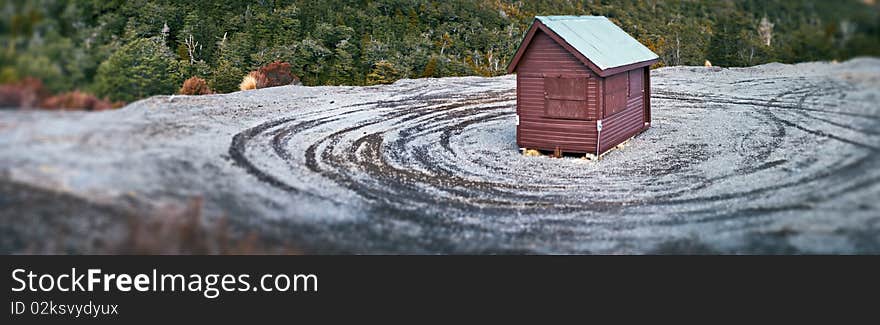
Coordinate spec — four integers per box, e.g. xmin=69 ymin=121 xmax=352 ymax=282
xmin=535 ymin=16 xmax=658 ymax=70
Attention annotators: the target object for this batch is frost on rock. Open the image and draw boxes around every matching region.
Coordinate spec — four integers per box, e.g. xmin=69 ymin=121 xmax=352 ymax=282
xmin=1 ymin=59 xmax=880 ymax=253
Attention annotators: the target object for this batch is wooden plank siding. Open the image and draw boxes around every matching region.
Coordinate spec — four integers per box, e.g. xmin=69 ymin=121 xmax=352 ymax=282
xmin=599 ymin=93 xmax=644 ymax=153
xmin=515 ymin=31 xmax=603 ymax=153
xmin=599 ymin=67 xmax=647 ymax=153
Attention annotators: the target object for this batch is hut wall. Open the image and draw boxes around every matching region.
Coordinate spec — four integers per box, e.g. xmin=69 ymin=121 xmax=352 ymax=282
xmin=599 ymin=67 xmax=648 ymax=153
xmin=515 ymin=30 xmax=603 ymax=153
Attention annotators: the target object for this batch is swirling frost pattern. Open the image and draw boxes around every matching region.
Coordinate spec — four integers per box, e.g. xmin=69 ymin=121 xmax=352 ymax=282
xmin=226 ymin=61 xmax=880 ymax=253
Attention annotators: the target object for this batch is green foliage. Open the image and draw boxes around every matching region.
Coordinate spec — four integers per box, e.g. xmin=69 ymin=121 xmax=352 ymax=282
xmin=178 ymin=60 xmax=212 ymax=81
xmin=93 ymin=37 xmax=180 ymax=102
xmin=708 ymin=12 xmax=769 ymax=67
xmin=210 ymin=59 xmax=245 ymax=94
xmin=366 ymin=60 xmax=400 ymax=85
xmin=13 ymin=55 xmax=65 ymax=92
xmin=0 ymin=67 xmax=19 ymax=83
xmin=294 ymin=37 xmax=331 ymax=84
xmin=1 ymin=0 xmax=879 ymax=102
xmin=422 ymin=56 xmax=438 ymax=78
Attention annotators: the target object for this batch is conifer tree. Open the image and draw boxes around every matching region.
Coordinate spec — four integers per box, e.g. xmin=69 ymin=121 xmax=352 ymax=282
xmin=94 ymin=37 xmax=180 ymax=102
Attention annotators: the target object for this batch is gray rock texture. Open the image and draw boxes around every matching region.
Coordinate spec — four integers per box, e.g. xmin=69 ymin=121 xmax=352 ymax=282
xmin=2 ymin=59 xmax=879 ymax=253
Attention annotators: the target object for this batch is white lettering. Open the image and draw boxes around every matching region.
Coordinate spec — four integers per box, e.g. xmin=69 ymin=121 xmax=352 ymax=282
xmin=87 ymin=269 xmax=101 ymax=291
xmin=11 ymin=269 xmax=26 ymax=291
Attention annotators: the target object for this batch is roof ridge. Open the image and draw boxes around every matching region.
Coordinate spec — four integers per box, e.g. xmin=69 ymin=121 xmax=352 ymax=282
xmin=508 ymin=15 xmax=659 ymax=74
xmin=537 ymin=15 xmax=608 ymax=20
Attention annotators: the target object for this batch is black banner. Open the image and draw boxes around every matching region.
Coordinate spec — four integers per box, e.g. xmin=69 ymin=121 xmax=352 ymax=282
xmin=3 ymin=256 xmax=878 ymax=322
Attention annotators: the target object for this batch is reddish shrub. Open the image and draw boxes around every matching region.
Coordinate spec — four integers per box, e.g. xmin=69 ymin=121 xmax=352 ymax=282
xmin=40 ymin=90 xmax=121 ymax=111
xmin=249 ymin=70 xmax=268 ymax=89
xmin=0 ymin=86 xmax=23 ymax=108
xmin=179 ymin=76 xmax=213 ymax=95
xmin=0 ymin=77 xmax=46 ymax=108
xmin=252 ymin=61 xmax=299 ymax=88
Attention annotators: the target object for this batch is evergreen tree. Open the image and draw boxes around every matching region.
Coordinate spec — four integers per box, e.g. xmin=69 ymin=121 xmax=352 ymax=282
xmin=94 ymin=37 xmax=180 ymax=102
xmin=366 ymin=60 xmax=400 ymax=85
xmin=294 ymin=37 xmax=331 ymax=85
xmin=210 ymin=58 xmax=244 ymax=93
xmin=708 ymin=13 xmax=752 ymax=67
xmin=328 ymin=39 xmax=356 ymax=85
xmin=422 ymin=56 xmax=438 ymax=78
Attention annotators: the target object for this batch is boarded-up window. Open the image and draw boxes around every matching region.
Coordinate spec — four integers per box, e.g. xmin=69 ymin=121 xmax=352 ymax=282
xmin=628 ymin=69 xmax=643 ymax=98
xmin=544 ymin=76 xmax=590 ymax=120
xmin=605 ymin=73 xmax=628 ymax=117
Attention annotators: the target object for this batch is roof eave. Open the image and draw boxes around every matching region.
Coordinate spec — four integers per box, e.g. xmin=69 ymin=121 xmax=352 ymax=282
xmin=595 ymin=58 xmax=659 ymax=77
xmin=506 ymin=19 xmax=541 ymax=74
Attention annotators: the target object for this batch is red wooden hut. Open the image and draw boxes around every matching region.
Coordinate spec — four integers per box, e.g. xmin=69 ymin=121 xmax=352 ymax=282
xmin=507 ymin=16 xmax=659 ymax=156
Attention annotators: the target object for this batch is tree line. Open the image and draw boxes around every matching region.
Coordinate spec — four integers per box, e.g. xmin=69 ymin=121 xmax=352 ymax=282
xmin=1 ymin=0 xmax=878 ymax=104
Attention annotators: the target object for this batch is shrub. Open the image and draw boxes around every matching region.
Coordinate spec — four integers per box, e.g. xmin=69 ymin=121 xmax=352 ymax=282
xmin=254 ymin=61 xmax=299 ymax=88
xmin=250 ymin=70 xmax=269 ymax=89
xmin=239 ymin=73 xmax=257 ymax=91
xmin=39 ymin=90 xmax=121 ymax=111
xmin=179 ymin=77 xmax=213 ymax=95
xmin=238 ymin=62 xmax=300 ymax=91
xmin=0 ymin=77 xmax=46 ymax=108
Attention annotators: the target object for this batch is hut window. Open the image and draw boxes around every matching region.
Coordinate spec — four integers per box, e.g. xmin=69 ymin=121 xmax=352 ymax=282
xmin=605 ymin=73 xmax=628 ymax=117
xmin=628 ymin=69 xmax=643 ymax=98
xmin=544 ymin=76 xmax=590 ymax=120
